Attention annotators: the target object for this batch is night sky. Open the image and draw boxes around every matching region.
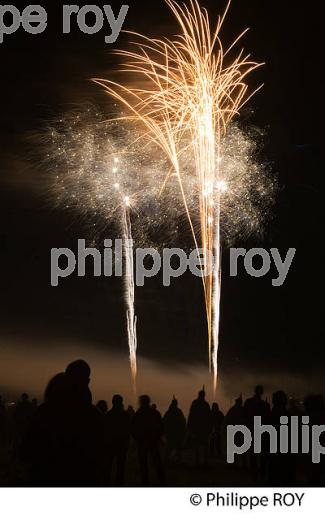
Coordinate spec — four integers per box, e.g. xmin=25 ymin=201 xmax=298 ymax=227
xmin=0 ymin=0 xmax=322 ymax=402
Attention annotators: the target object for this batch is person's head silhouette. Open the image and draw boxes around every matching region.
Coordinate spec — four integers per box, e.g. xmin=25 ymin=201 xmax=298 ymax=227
xmin=65 ymin=360 xmax=90 ymax=385
xmin=254 ymin=385 xmax=264 ymax=398
xmin=64 ymin=360 xmax=92 ymax=406
xmin=198 ymin=389 xmax=205 ymax=400
xmin=96 ymin=400 xmax=108 ymax=414
xmin=112 ymin=394 xmax=123 ymax=409
xmin=139 ymin=395 xmax=150 ymax=408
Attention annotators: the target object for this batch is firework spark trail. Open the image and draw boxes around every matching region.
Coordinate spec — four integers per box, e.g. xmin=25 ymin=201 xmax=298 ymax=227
xmin=112 ymin=156 xmax=139 ymax=392
xmin=44 ymin=115 xmax=142 ymax=389
xmin=122 ymin=202 xmax=138 ymax=394
xmin=94 ymin=0 xmax=263 ymax=391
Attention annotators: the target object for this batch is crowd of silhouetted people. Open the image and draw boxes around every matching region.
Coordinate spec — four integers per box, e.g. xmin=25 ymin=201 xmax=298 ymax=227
xmin=1 ymin=360 xmax=325 ymax=486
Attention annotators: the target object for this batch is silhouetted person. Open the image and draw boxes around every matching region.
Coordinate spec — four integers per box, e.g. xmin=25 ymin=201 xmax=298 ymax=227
xmin=223 ymin=396 xmax=244 ymax=465
xmin=127 ymin=405 xmax=135 ymax=418
xmin=20 ymin=373 xmax=68 ymax=483
xmin=304 ymin=394 xmax=325 ymax=484
xmin=132 ymin=395 xmax=165 ymax=485
xmin=188 ymin=389 xmax=212 ymax=467
xmin=0 ymin=396 xmax=6 ymax=445
xmin=225 ymin=396 xmax=244 ymax=425
xmin=268 ymin=390 xmax=295 ymax=485
xmin=210 ymin=402 xmax=224 ymax=457
xmin=270 ymin=390 xmax=289 ymax=419
xmin=106 ymin=395 xmax=130 ymax=486
xmin=21 ymin=361 xmax=106 ymax=486
xmin=244 ymin=385 xmax=270 ymax=428
xmin=163 ymin=397 xmax=186 ymax=462
xmin=65 ymin=359 xmax=92 ymax=407
xmin=244 ymin=385 xmax=271 ymax=482
xmin=96 ymin=400 xmax=108 ymax=415
xmin=13 ymin=393 xmax=34 ymax=453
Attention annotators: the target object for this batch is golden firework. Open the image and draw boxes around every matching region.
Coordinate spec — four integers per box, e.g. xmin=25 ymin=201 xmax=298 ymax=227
xmin=94 ymin=0 xmax=263 ymax=391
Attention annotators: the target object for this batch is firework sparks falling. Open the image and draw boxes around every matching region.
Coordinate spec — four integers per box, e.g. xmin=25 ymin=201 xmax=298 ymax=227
xmin=122 ymin=206 xmax=138 ymax=393
xmin=42 ymin=110 xmax=275 ymax=391
xmin=94 ymin=0 xmax=264 ymax=390
xmin=114 ymin=159 xmax=138 ymax=393
xmin=44 ymin=109 xmax=186 ymax=244
xmin=103 ymin=157 xmax=139 ymax=392
xmin=43 ymin=111 xmax=144 ymax=388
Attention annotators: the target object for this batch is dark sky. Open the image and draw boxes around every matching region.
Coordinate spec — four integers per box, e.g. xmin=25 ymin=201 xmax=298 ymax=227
xmin=0 ymin=0 xmax=322 ymax=396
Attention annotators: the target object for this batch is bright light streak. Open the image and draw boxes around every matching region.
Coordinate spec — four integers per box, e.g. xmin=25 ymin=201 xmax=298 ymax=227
xmin=123 ymin=205 xmax=137 ymax=394
xmin=94 ymin=0 xmax=264 ymax=392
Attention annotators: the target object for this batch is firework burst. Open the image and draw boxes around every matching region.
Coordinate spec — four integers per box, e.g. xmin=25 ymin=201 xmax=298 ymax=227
xmin=94 ymin=0 xmax=264 ymax=390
